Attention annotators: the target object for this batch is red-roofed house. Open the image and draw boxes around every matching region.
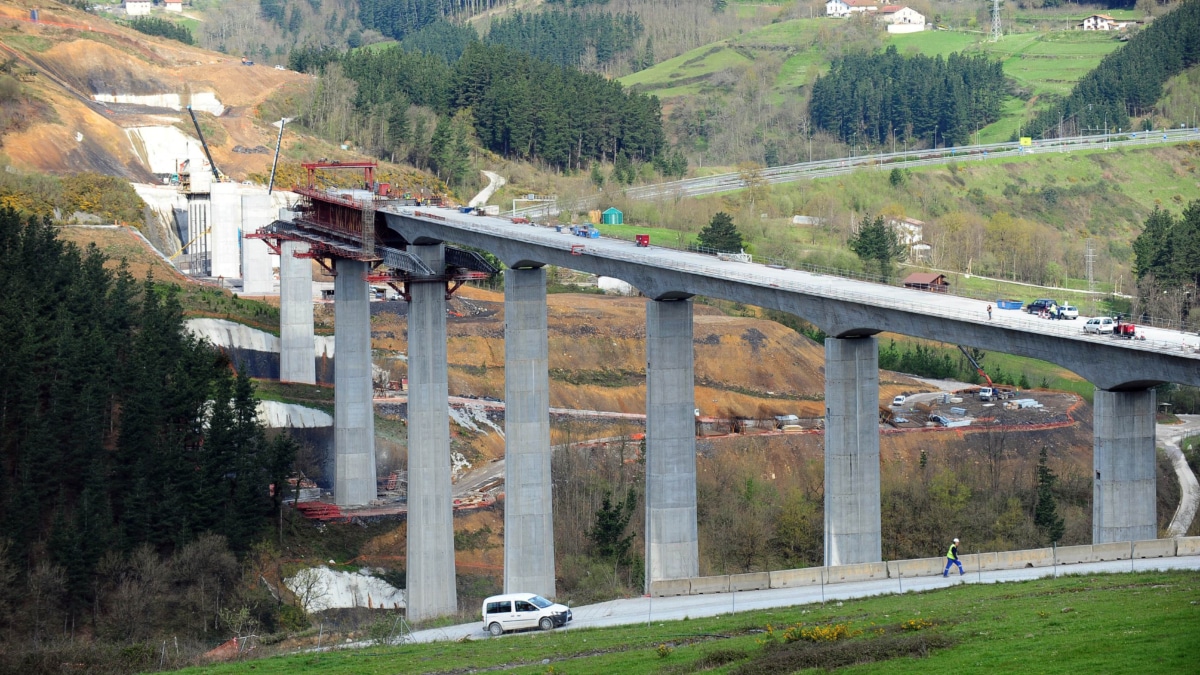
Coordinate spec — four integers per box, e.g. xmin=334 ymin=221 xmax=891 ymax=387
xmin=1079 ymin=14 xmax=1132 ymax=31
xmin=902 ymin=272 xmax=950 ymax=293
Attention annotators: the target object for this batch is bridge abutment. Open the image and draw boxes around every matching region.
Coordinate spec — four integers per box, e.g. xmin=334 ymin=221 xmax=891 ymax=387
xmin=279 ymin=240 xmax=316 ymax=384
xmin=1093 ymin=388 xmax=1158 ymax=543
xmin=644 ymin=299 xmax=699 ymax=588
xmin=406 ymin=244 xmax=458 ymax=621
xmin=824 ymin=336 xmax=882 ymax=566
xmin=333 ymin=259 xmax=376 ymax=506
xmin=503 ymin=267 xmax=556 ymax=598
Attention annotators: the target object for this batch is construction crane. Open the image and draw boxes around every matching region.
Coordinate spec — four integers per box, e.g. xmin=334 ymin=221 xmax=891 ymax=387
xmin=956 ymin=344 xmax=992 ymax=387
xmin=186 ymin=105 xmax=222 ymax=182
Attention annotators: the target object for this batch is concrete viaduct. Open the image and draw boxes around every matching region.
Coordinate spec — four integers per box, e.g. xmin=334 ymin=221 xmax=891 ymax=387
xmin=262 ymin=201 xmax=1200 ymax=623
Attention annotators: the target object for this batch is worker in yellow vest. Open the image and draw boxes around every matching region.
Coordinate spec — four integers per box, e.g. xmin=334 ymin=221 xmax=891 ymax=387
xmin=943 ymin=538 xmax=963 ymax=577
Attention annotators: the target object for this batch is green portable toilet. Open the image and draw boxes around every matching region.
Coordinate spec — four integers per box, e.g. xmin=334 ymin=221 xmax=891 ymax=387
xmin=601 ymin=207 xmax=623 ymax=225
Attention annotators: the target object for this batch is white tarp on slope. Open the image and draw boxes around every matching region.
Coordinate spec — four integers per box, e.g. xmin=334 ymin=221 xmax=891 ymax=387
xmin=93 ymin=91 xmax=224 ymax=115
xmin=256 ymin=400 xmax=331 ymax=428
xmin=285 ymin=567 xmax=405 ymax=613
xmin=126 ymin=126 xmax=210 ymax=175
xmin=185 ymin=318 xmax=335 ymax=357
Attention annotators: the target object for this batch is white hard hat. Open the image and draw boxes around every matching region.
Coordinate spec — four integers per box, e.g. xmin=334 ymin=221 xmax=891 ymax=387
xmin=953 ymin=538 xmax=959 ymax=543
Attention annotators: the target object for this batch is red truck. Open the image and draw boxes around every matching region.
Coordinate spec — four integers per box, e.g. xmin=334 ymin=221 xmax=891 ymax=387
xmin=1113 ymin=318 xmax=1142 ymax=339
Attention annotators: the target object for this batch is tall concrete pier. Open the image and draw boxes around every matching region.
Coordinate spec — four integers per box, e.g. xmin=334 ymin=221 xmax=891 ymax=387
xmin=503 ymin=267 xmax=556 ymax=598
xmin=406 ymin=244 xmax=457 ymax=621
xmin=279 ymin=241 xmax=315 ymax=384
xmin=644 ymin=299 xmax=699 ymax=587
xmin=1093 ymin=389 xmax=1158 ymax=543
xmin=823 ymin=337 xmax=882 ymax=567
xmin=333 ymin=259 xmax=376 ymax=506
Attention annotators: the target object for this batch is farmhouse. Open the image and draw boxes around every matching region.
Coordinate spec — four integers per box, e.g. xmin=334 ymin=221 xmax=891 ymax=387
xmin=165 ymin=0 xmax=183 ymax=12
xmin=826 ymin=0 xmax=879 ymax=18
xmin=887 ymin=217 xmax=931 ymax=261
xmin=878 ymin=5 xmax=925 ymax=32
xmin=1079 ymin=14 xmax=1132 ymax=30
xmin=902 ymin=272 xmax=950 ymax=293
xmin=124 ymin=0 xmax=152 ymax=16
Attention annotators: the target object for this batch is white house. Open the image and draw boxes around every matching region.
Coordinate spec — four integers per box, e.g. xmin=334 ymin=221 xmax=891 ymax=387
xmin=878 ymin=5 xmax=925 ymax=25
xmin=164 ymin=0 xmax=183 ymax=12
xmin=826 ymin=0 xmax=878 ymax=18
xmin=124 ymin=0 xmax=152 ymax=16
xmin=1080 ymin=14 xmax=1131 ymax=31
xmin=879 ymin=5 xmax=926 ymax=33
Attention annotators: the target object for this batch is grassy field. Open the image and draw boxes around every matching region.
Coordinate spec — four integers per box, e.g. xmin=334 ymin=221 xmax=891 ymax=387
xmin=174 ymin=570 xmax=1200 ymax=674
xmin=620 ymin=19 xmax=1125 ymax=143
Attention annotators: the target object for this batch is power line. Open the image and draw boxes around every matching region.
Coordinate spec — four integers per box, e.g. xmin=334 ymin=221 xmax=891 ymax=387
xmin=991 ymin=0 xmax=1002 ymax=43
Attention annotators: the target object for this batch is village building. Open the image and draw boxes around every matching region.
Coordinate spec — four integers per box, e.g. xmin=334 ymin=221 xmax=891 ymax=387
xmin=825 ymin=0 xmax=879 ymax=18
xmin=878 ymin=5 xmax=926 ymax=32
xmin=902 ymin=272 xmax=950 ymax=293
xmin=1079 ymin=14 xmax=1132 ymax=31
xmin=124 ymin=0 xmax=152 ymax=16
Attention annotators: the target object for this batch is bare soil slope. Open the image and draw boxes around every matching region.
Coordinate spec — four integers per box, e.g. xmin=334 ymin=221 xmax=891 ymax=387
xmin=0 ymin=1 xmax=309 ymax=179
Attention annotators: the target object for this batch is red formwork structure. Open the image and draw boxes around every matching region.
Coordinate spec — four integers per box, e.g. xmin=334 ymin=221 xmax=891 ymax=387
xmin=247 ymin=158 xmax=497 ymax=293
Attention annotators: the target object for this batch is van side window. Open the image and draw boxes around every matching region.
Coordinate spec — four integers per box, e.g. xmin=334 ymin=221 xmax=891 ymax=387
xmin=514 ymin=601 xmax=537 ymax=612
xmin=486 ymin=601 xmax=510 ymax=614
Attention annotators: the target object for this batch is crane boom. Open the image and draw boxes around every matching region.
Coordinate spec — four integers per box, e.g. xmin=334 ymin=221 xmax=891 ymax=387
xmin=956 ymin=344 xmax=993 ymax=387
xmin=187 ymin=105 xmax=221 ymax=182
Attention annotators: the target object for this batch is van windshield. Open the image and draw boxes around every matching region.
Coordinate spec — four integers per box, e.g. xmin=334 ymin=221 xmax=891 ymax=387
xmin=529 ymin=595 xmax=552 ymax=609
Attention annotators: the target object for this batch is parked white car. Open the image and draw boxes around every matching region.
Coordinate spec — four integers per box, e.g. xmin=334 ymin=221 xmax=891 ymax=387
xmin=482 ymin=593 xmax=572 ymax=636
xmin=1083 ymin=316 xmax=1115 ymax=334
xmin=1060 ymin=305 xmax=1079 ymax=319
xmin=892 ymin=395 xmax=906 ymax=406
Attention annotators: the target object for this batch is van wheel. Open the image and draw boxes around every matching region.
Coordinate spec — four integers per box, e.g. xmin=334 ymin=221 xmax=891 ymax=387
xmin=488 ymin=622 xmax=504 ymax=637
xmin=539 ymin=617 xmax=554 ymax=631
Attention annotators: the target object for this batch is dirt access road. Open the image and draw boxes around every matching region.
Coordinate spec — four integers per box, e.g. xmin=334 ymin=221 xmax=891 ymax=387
xmin=1160 ymin=415 xmax=1200 ymax=537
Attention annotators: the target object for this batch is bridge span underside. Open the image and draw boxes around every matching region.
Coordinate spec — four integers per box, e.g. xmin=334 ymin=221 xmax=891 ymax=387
xmin=328 ymin=209 xmax=1199 ymax=621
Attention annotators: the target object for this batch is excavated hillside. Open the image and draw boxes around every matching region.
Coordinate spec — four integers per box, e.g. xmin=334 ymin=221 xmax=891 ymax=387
xmin=0 ymin=1 xmax=309 ymax=179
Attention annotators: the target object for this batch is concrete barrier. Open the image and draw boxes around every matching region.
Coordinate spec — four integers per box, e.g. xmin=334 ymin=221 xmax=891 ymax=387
xmin=1055 ymin=544 xmax=1096 ymax=565
xmin=827 ymin=562 xmax=887 ymax=583
xmin=770 ymin=567 xmax=825 ymax=589
xmin=992 ymin=547 xmax=1054 ymax=570
xmin=1176 ymin=536 xmax=1200 ymax=556
xmin=964 ymin=552 xmax=999 ymax=571
xmin=729 ymin=572 xmax=770 ymax=592
xmin=887 ymin=557 xmax=945 ymax=578
xmin=690 ymin=575 xmax=730 ymax=595
xmin=649 ymin=579 xmax=691 ymax=597
xmin=1092 ymin=541 xmax=1133 ymax=561
xmin=1133 ymin=538 xmax=1175 ymax=559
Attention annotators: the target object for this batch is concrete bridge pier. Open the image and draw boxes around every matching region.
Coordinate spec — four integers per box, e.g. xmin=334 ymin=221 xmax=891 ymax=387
xmin=333 ymin=259 xmax=376 ymax=506
xmin=1093 ymin=388 xmax=1158 ymax=543
xmin=644 ymin=298 xmax=699 ymax=589
xmin=406 ymin=243 xmax=458 ymax=621
xmin=279 ymin=240 xmax=315 ymax=384
xmin=823 ymin=336 xmax=882 ymax=567
xmin=503 ymin=267 xmax=556 ymax=598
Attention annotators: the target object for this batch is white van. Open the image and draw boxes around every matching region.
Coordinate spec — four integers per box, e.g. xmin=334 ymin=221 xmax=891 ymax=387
xmin=891 ymin=395 xmax=906 ymax=407
xmin=482 ymin=592 xmax=572 ymax=636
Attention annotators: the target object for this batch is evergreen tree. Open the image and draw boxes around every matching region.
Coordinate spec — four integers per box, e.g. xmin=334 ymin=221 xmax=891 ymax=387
xmin=587 ymin=488 xmax=637 ymax=564
xmin=1034 ymin=448 xmax=1065 ymax=544
xmin=848 ymin=214 xmax=905 ymax=280
xmin=590 ymin=161 xmax=605 ymax=188
xmin=698 ymin=212 xmax=743 ymax=252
